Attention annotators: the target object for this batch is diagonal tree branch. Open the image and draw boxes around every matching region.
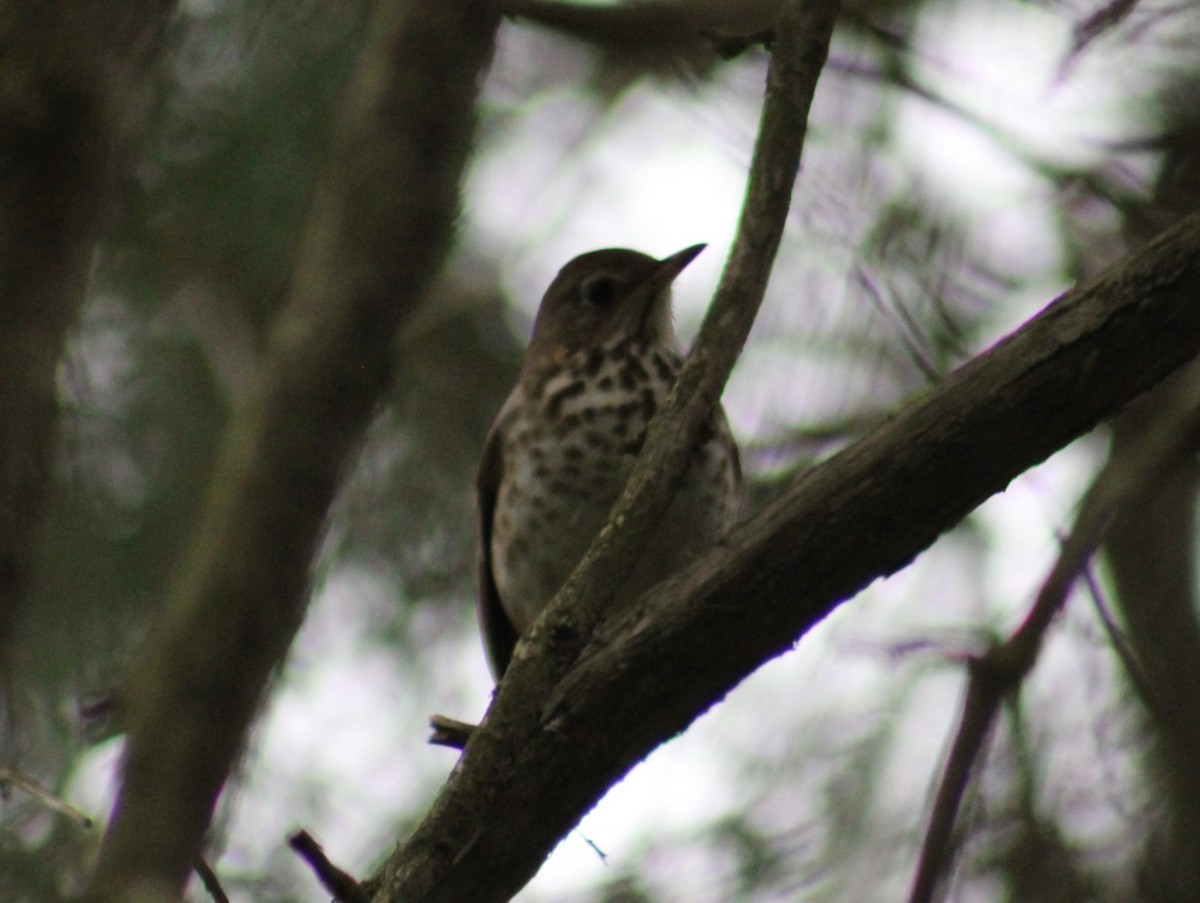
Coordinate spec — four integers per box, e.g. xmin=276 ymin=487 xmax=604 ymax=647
xmin=84 ymin=2 xmax=501 ymax=899
xmin=908 ymin=358 xmax=1200 ymax=903
xmin=368 ymin=2 xmax=841 ymax=901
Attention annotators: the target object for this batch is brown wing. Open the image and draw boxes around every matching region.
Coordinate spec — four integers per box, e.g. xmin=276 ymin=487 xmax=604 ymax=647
xmin=476 ymin=407 xmax=520 ymax=680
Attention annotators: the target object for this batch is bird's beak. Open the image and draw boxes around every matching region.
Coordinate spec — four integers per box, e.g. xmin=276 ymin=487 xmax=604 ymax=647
xmin=650 ymin=243 xmax=707 ymax=290
xmin=633 ymin=243 xmax=706 ymax=342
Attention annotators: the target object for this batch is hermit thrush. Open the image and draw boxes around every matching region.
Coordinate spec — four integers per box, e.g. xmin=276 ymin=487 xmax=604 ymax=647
xmin=475 ymin=244 xmax=743 ymax=678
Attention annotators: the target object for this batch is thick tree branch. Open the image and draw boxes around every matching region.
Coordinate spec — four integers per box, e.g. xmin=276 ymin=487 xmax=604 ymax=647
xmin=83 ymin=2 xmax=500 ymax=899
xmin=368 ymin=2 xmax=840 ymax=902
xmin=0 ymin=0 xmax=172 ymax=667
xmin=909 ymin=359 xmax=1200 ymax=903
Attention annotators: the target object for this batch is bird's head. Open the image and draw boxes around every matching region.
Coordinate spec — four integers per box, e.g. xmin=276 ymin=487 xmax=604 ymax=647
xmin=526 ymin=244 xmax=706 ymax=364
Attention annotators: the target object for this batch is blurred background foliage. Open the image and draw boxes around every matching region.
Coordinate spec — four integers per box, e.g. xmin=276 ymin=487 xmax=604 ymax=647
xmin=3 ymin=0 xmax=1200 ymax=900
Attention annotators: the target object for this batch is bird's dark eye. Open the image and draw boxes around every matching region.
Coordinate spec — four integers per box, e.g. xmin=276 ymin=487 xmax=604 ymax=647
xmin=580 ymin=275 xmax=618 ymax=307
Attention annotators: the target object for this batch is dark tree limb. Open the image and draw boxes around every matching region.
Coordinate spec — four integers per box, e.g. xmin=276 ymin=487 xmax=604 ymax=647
xmin=0 ymin=0 xmax=173 ymax=668
xmin=503 ymin=0 xmax=780 ymax=71
xmin=367 ymin=3 xmax=841 ymax=902
xmin=83 ymin=2 xmax=501 ymax=899
xmin=909 ymin=359 xmax=1200 ymax=903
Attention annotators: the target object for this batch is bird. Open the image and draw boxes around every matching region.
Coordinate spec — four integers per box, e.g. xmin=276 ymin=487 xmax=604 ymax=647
xmin=475 ymin=244 xmax=743 ymax=679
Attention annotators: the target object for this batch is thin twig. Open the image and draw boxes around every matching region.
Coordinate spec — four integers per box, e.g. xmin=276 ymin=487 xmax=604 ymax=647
xmin=1060 ymin=0 xmax=1144 ymax=79
xmin=194 ymin=857 xmax=230 ymax=903
xmin=289 ymin=831 xmax=368 ymax=903
xmin=1082 ymin=554 xmax=1164 ymax=727
xmin=428 ymin=714 xmax=476 ymax=749
xmin=0 ymin=763 xmax=94 ymax=829
xmin=577 ymin=831 xmax=608 ymax=863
